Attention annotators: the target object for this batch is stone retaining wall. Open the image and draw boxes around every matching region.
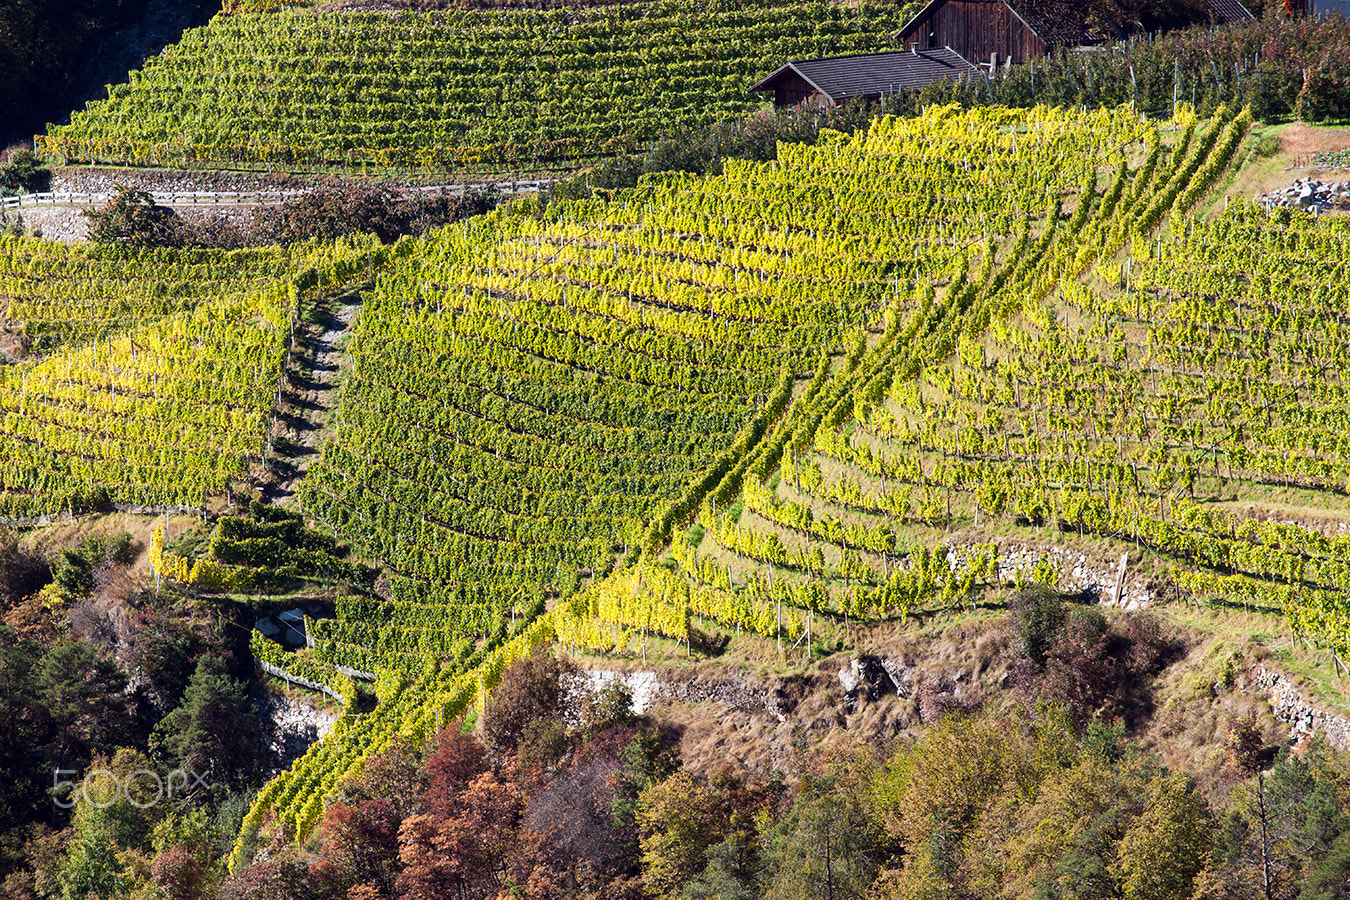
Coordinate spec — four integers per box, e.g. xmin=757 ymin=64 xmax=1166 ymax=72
xmin=1254 ymin=665 xmax=1350 ymax=751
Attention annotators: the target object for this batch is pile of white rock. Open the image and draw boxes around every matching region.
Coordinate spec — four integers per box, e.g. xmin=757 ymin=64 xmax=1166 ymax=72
xmin=1259 ymin=177 xmax=1350 ymax=213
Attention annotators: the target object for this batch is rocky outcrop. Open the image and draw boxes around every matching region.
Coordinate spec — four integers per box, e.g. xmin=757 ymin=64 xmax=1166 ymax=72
xmin=1253 ymin=665 xmax=1350 ymax=751
xmin=1258 ymin=177 xmax=1350 ymax=213
xmin=580 ymin=669 xmax=792 ymax=721
xmin=838 ymin=655 xmax=921 ymax=713
xmin=253 ymin=686 xmax=339 ymax=777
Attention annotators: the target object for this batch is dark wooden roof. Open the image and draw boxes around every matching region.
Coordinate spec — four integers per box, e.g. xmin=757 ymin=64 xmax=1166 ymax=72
xmin=1201 ymin=0 xmax=1255 ymax=24
xmin=1001 ymin=0 xmax=1106 ymax=46
xmin=899 ymin=0 xmax=1106 ymax=49
xmin=749 ymin=49 xmax=980 ymax=101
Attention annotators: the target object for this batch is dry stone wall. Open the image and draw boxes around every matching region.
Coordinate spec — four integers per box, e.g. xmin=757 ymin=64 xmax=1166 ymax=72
xmin=1254 ymin=665 xmax=1350 ymax=751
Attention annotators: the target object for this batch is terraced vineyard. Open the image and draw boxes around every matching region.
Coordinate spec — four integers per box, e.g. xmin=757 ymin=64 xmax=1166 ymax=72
xmin=40 ymin=0 xmax=896 ymax=171
xmin=32 ymin=89 xmax=1340 ymax=870
xmin=0 ymin=237 xmax=312 ymax=352
xmin=645 ymin=103 xmax=1350 ymax=667
xmin=0 ymin=235 xmax=386 ymax=517
xmin=224 ymin=103 xmax=1223 ymax=846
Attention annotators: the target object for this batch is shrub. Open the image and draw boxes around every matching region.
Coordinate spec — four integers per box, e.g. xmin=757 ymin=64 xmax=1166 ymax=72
xmin=0 ymin=146 xmax=49 ymax=196
xmin=84 ymin=185 xmax=184 ymax=249
xmin=1008 ymin=585 xmax=1069 ymax=669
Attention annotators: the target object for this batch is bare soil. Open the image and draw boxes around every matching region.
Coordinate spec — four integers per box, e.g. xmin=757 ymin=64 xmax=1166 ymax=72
xmin=1278 ymin=122 xmax=1350 ymax=159
xmin=21 ymin=510 xmax=199 ymax=574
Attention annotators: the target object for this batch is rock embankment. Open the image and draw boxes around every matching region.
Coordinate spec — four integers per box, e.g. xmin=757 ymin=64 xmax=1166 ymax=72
xmin=51 ymin=168 xmax=313 ymax=195
xmin=946 ymin=543 xmax=1153 ymax=609
xmin=1259 ymin=177 xmax=1350 ymax=213
xmin=4 ymin=202 xmax=253 ymax=243
xmin=1254 ymin=665 xmax=1350 ymax=751
xmin=580 ymin=669 xmax=792 ymax=721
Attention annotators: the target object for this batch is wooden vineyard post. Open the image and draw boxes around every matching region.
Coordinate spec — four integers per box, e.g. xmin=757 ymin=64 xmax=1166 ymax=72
xmin=776 ymin=594 xmax=782 ymax=658
xmin=1112 ymin=551 xmax=1129 ymax=605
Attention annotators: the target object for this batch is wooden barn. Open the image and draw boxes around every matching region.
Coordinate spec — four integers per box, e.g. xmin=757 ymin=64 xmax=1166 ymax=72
xmin=749 ymin=48 xmax=980 ymax=109
xmin=898 ymin=0 xmax=1255 ymax=69
xmin=898 ymin=0 xmax=1105 ymax=68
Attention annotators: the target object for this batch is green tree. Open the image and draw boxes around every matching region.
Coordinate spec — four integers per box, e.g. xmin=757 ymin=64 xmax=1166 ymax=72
xmin=1112 ymin=772 xmax=1216 ymax=900
xmin=0 ymin=146 xmax=49 ymax=196
xmin=0 ymin=526 xmax=48 ymax=606
xmin=0 ymin=626 xmax=52 ymax=873
xmin=764 ymin=791 xmax=876 ymax=900
xmin=1216 ymin=744 xmax=1344 ymax=900
xmin=1008 ymin=585 xmax=1068 ymax=668
xmin=678 ymin=838 xmax=760 ymax=900
xmin=1300 ymin=828 xmax=1350 ymax=899
xmin=40 ymin=640 xmax=132 ymax=772
xmin=151 ymin=655 xmax=256 ymax=795
xmin=60 ymin=750 xmax=162 ymax=900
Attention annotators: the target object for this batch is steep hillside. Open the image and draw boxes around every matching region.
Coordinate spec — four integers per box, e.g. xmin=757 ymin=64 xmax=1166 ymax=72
xmin=39 ymin=0 xmax=903 ymax=172
xmin=208 ymin=103 xmax=1288 ymax=846
xmin=0 ymin=235 xmax=383 ymax=517
xmin=8 ymin=63 xmax=1350 ymax=892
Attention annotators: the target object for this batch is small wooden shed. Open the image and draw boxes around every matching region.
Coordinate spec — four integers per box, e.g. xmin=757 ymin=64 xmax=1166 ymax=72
xmin=898 ymin=0 xmax=1105 ymax=68
xmin=749 ymin=48 xmax=981 ymax=109
xmin=899 ymin=0 xmax=1257 ymax=69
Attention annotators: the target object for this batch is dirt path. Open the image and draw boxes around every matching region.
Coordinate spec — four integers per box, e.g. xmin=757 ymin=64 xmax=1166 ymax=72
xmin=258 ymin=284 xmax=367 ymax=506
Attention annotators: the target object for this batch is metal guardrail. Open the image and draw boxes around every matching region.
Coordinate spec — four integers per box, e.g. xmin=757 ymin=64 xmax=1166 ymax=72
xmin=256 ymin=657 xmax=346 ymax=703
xmin=0 ymin=179 xmax=557 ymax=211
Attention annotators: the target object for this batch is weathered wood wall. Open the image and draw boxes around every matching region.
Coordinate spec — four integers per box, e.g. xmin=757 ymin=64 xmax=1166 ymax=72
xmin=901 ymin=0 xmax=1047 ymax=66
xmin=769 ymin=71 xmax=820 ymax=107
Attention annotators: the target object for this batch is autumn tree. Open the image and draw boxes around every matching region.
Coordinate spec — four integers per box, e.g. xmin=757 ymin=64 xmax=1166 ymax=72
xmin=397 ymin=769 xmax=524 ymax=900
xmin=637 ymin=771 xmax=721 ymax=897
xmin=220 ymin=821 xmax=313 ymax=900
xmin=1111 ymin=771 xmax=1215 ymax=900
xmin=312 ymin=799 xmax=401 ymax=900
xmin=992 ymin=751 xmax=1157 ymax=900
xmin=421 ymin=730 xmax=488 ymax=818
xmin=883 ymin=711 xmax=1026 ymax=884
xmin=482 ymin=650 xmax=575 ymax=757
